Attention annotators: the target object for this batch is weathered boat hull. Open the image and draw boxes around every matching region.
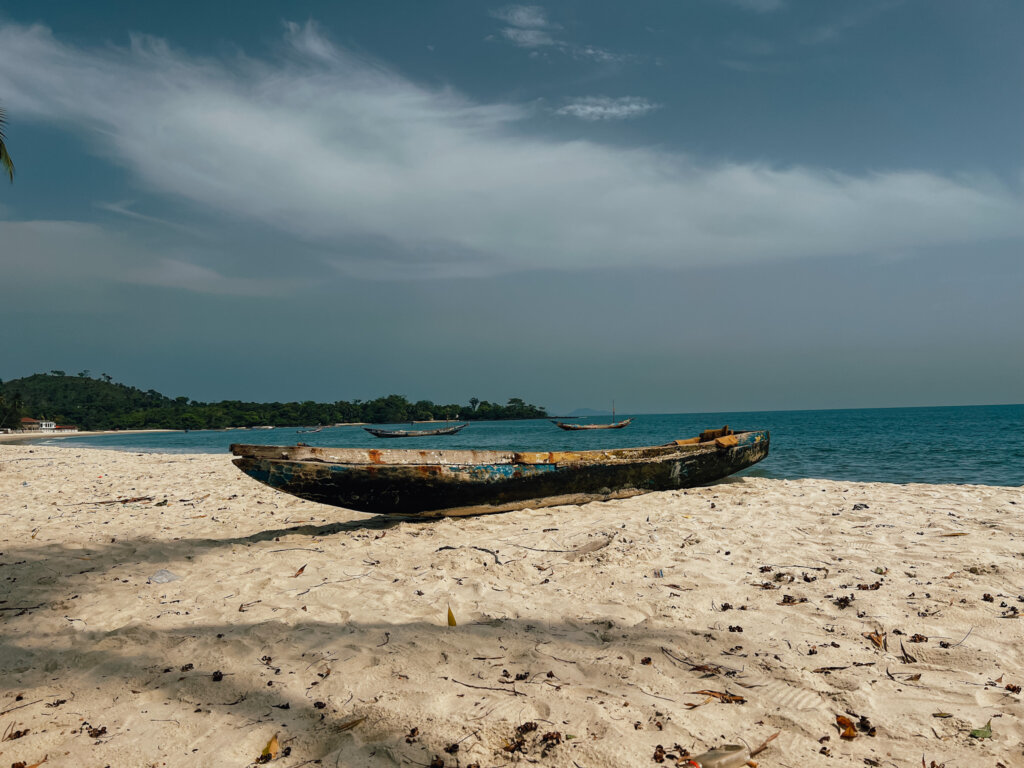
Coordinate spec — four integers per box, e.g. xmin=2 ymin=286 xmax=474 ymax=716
xmin=230 ymin=428 xmax=769 ymax=517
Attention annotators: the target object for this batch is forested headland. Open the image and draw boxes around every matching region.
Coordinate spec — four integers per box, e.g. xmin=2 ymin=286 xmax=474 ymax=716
xmin=0 ymin=372 xmax=547 ymax=431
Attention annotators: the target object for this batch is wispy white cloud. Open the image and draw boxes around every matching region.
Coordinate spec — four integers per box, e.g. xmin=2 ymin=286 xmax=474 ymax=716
xmin=556 ymin=96 xmax=660 ymax=121
xmin=0 ymin=20 xmax=1020 ymax=284
xmin=95 ymin=200 xmax=198 ymax=233
xmin=501 ymin=26 xmax=557 ymax=48
xmin=492 ymin=5 xmax=552 ymax=30
xmin=491 ymin=4 xmax=628 ymax=61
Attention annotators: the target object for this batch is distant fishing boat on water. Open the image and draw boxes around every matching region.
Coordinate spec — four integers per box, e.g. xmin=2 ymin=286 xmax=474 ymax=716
xmin=553 ymin=418 xmax=632 ymax=430
xmin=364 ymin=423 xmax=468 ymax=438
xmin=553 ymin=401 xmax=631 ymax=430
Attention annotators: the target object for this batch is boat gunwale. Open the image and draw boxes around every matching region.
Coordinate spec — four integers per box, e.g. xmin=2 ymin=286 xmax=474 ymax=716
xmin=230 ymin=429 xmax=766 ymax=468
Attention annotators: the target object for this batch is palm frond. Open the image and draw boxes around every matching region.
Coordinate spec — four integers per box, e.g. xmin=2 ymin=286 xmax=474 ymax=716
xmin=0 ymin=106 xmax=14 ymax=182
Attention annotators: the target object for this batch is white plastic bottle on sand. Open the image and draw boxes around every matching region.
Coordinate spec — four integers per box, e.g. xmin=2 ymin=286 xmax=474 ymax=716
xmin=688 ymin=744 xmax=750 ymax=768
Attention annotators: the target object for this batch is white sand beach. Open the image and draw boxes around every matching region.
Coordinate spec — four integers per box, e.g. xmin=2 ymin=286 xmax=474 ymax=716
xmin=0 ymin=429 xmax=178 ymax=443
xmin=1 ymin=444 xmax=1021 ymax=767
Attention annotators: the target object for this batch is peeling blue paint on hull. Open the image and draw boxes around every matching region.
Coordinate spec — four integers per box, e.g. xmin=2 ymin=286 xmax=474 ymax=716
xmin=231 ymin=430 xmax=769 ymax=517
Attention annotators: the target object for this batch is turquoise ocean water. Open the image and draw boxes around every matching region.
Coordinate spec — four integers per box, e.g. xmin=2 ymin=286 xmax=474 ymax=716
xmin=25 ymin=404 xmax=1022 ymax=487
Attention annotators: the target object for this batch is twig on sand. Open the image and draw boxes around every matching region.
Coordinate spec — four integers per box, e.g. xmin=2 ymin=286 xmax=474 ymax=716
xmin=506 ymin=543 xmax=575 ymax=553
xmin=0 ymin=698 xmax=44 ymax=716
xmin=763 ymin=564 xmax=830 ymax=574
xmin=0 ymin=604 xmax=44 ymax=613
xmin=471 ymin=546 xmax=502 ymax=564
xmin=449 ymin=678 xmax=527 ymax=697
xmin=631 ymin=684 xmax=675 ymax=702
xmin=80 ymin=496 xmax=155 ymax=505
xmin=750 ymin=731 xmax=781 ymax=757
xmin=949 ymin=626 xmax=974 ymax=648
xmin=660 ymin=647 xmax=743 ymax=675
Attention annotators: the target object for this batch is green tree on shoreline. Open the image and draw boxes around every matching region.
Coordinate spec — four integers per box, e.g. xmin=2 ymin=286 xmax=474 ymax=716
xmin=0 ymin=373 xmax=548 ymax=431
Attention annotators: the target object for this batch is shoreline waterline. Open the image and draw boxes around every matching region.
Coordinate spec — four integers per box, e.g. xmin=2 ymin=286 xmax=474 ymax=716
xmin=11 ymin=404 xmax=1022 ymax=487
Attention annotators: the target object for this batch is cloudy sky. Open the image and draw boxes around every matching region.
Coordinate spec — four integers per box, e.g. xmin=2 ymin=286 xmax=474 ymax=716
xmin=1 ymin=0 xmax=1021 ymax=413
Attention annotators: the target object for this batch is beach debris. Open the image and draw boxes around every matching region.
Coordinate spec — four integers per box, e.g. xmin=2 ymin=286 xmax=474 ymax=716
xmin=336 ymin=717 xmax=364 ymax=732
xmin=898 ymin=640 xmax=918 ymax=663
xmin=86 ymin=495 xmax=154 ymax=505
xmin=687 ymin=744 xmax=750 ymax=767
xmin=813 ymin=666 xmax=850 ymax=675
xmin=857 ymin=581 xmax=882 ymax=591
xmin=405 ymin=727 xmax=420 ymax=743
xmin=447 ymin=604 xmax=457 ymax=627
xmin=540 ymin=731 xmax=562 ymax=756
xmin=778 ymin=594 xmax=807 ymax=605
xmin=652 ymin=743 xmax=696 ymax=763
xmin=212 ymin=670 xmax=224 ymax=682
xmin=932 ymin=712 xmax=953 ymax=718
xmin=835 ymin=715 xmax=857 ymax=740
xmin=2 ymin=723 xmax=30 ymax=741
xmin=833 ymin=594 xmax=855 ymax=609
xmin=863 ymin=630 xmax=887 ymax=650
xmin=750 ymin=731 xmax=780 ymax=757
xmin=256 ymin=733 xmax=280 ymax=763
xmin=909 ymin=634 xmax=928 ymax=643
xmin=9 ymin=758 xmax=47 ymax=768
xmin=148 ymin=569 xmax=180 ymax=584
xmin=852 ymin=503 xmax=869 ymax=510
xmin=968 ymin=720 xmax=992 ymax=739
xmin=688 ymin=690 xmax=745 ymax=704
xmin=1005 ymin=683 xmax=1021 ymax=694
xmin=291 ymin=564 xmax=306 ymax=578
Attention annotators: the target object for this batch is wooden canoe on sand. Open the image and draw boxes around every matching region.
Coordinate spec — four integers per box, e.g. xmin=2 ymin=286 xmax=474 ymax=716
xmin=230 ymin=426 xmax=769 ymax=518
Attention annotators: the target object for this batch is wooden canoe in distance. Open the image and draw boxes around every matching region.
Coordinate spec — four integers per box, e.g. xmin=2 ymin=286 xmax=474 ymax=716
xmin=364 ymin=423 xmax=468 ymax=438
xmin=229 ymin=426 xmax=769 ymax=517
xmin=553 ymin=418 xmax=633 ymax=430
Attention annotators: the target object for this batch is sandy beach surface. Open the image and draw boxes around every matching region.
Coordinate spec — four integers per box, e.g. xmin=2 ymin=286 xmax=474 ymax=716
xmin=0 ymin=429 xmax=178 ymax=443
xmin=1 ymin=444 xmax=1021 ymax=767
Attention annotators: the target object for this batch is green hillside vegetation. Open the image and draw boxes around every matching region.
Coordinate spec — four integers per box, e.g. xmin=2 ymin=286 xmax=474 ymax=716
xmin=0 ymin=372 xmax=547 ymax=431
